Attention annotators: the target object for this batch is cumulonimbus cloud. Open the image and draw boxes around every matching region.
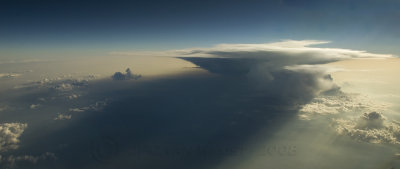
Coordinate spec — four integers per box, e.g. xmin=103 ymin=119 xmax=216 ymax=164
xmin=170 ymin=40 xmax=399 ymax=145
xmin=112 ymin=40 xmax=393 ymax=61
xmin=111 ymin=40 xmax=393 ymax=79
xmin=164 ymin=40 xmax=393 ymax=107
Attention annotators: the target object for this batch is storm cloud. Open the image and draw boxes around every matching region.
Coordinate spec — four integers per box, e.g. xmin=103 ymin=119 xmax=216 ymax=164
xmin=0 ymin=40 xmax=396 ymax=169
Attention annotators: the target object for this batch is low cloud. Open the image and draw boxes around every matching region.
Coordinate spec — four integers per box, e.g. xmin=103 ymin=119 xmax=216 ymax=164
xmin=54 ymin=113 xmax=72 ymax=120
xmin=0 ymin=105 xmax=6 ymax=112
xmin=112 ymin=68 xmax=142 ymax=81
xmin=0 ymin=73 xmax=21 ymax=79
xmin=299 ymin=92 xmax=389 ymax=120
xmin=299 ymin=90 xmax=399 ymax=144
xmin=356 ymin=111 xmax=386 ymax=129
xmin=334 ymin=113 xmax=400 ymax=144
xmin=67 ymin=94 xmax=80 ymax=100
xmin=29 ymin=104 xmax=40 ymax=109
xmin=0 ymin=123 xmax=27 ymax=152
xmin=0 ymin=152 xmax=56 ymax=169
xmin=15 ymin=76 xmax=91 ymax=91
xmin=69 ymin=100 xmax=108 ymax=113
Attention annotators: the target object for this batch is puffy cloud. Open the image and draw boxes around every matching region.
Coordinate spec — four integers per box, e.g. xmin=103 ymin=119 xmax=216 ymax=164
xmin=29 ymin=104 xmax=40 ymax=109
xmin=356 ymin=111 xmax=385 ymax=129
xmin=69 ymin=108 xmax=86 ymax=113
xmin=67 ymin=94 xmax=80 ymax=100
xmin=15 ymin=76 xmax=90 ymax=91
xmin=52 ymin=79 xmax=88 ymax=91
xmin=112 ymin=68 xmax=142 ymax=81
xmin=299 ymin=90 xmax=399 ymax=144
xmin=0 ymin=152 xmax=56 ymax=169
xmin=68 ymin=100 xmax=108 ymax=113
xmin=54 ymin=113 xmax=72 ymax=120
xmin=299 ymin=92 xmax=389 ymax=120
xmin=0 ymin=123 xmax=27 ymax=152
xmin=334 ymin=114 xmax=400 ymax=144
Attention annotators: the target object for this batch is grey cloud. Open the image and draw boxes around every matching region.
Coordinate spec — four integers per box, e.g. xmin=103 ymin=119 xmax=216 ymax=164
xmin=0 ymin=152 xmax=56 ymax=169
xmin=69 ymin=100 xmax=108 ymax=113
xmin=0 ymin=105 xmax=7 ymax=112
xmin=112 ymin=68 xmax=141 ymax=81
xmin=356 ymin=112 xmax=386 ymax=129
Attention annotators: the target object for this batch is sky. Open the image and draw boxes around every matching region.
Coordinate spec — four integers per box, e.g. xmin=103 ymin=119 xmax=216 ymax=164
xmin=1 ymin=0 xmax=400 ymax=169
xmin=1 ymin=0 xmax=400 ymax=59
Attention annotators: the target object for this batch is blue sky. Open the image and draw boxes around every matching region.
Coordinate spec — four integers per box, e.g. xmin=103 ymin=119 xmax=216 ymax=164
xmin=1 ymin=0 xmax=400 ymax=57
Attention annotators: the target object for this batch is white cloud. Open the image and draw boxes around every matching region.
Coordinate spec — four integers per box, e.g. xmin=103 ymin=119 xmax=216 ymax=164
xmin=69 ymin=108 xmax=86 ymax=112
xmin=54 ymin=113 xmax=72 ymax=120
xmin=179 ymin=40 xmax=392 ymax=59
xmin=0 ymin=123 xmax=28 ymax=152
xmin=299 ymin=92 xmax=389 ymax=120
xmin=299 ymin=91 xmax=400 ymax=144
xmin=67 ymin=94 xmax=80 ymax=100
xmin=29 ymin=104 xmax=40 ymax=109
xmin=111 ymin=40 xmax=393 ymax=61
xmin=0 ymin=73 xmax=21 ymax=79
xmin=334 ymin=115 xmax=400 ymax=144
